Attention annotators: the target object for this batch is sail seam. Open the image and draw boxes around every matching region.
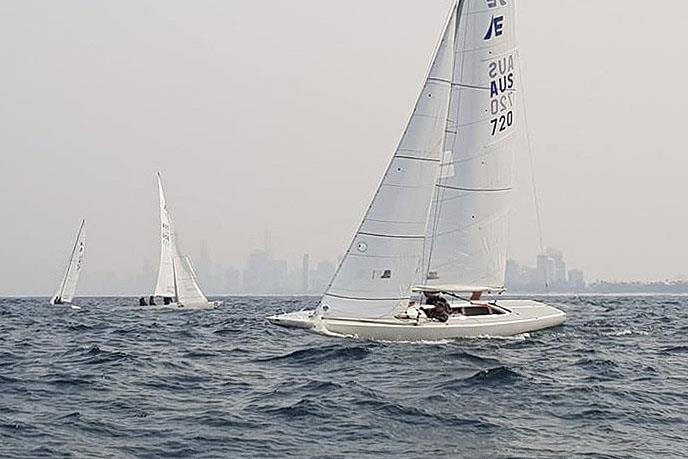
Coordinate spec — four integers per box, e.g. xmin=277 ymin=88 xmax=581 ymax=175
xmin=395 ymin=155 xmax=441 ymax=163
xmin=435 ymin=184 xmax=512 ymax=192
xmin=411 ymin=112 xmax=453 ymax=121
xmin=367 ymin=218 xmax=426 ymax=224
xmin=427 ymin=77 xmax=452 ymax=85
xmin=452 ymin=82 xmax=488 ymax=90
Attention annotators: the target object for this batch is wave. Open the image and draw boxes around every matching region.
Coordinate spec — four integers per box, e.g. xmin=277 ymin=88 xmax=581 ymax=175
xmin=257 ymin=344 xmax=371 ymax=365
xmin=443 ymin=350 xmax=502 ymax=366
xmin=604 ymin=329 xmax=650 ymax=337
xmin=661 ymin=345 xmax=688 ymax=354
xmin=56 ymin=411 xmax=81 ymax=420
xmin=58 ymin=344 xmax=134 ymax=367
xmin=463 ymin=366 xmax=523 ymax=384
xmin=262 ymin=398 xmax=326 ymax=418
xmin=354 ymin=397 xmax=499 ymax=430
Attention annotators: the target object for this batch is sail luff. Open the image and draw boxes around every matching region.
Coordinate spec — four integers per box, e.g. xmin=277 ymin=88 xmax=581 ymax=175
xmin=319 ymin=4 xmax=458 ymax=319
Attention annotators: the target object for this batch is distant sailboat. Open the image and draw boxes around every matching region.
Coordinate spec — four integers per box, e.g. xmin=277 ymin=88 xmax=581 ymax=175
xmin=268 ymin=0 xmax=566 ymax=340
xmin=51 ymin=219 xmax=86 ymax=309
xmin=149 ymin=172 xmax=220 ymax=310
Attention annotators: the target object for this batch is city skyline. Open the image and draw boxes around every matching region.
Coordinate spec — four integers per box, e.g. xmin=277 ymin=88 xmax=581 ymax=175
xmin=27 ymin=236 xmax=688 ymax=297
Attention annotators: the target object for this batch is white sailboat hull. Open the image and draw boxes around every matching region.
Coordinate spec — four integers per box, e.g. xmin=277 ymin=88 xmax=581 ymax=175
xmin=146 ymin=300 xmax=222 ymax=311
xmin=49 ymin=299 xmax=80 ymax=309
xmin=268 ymin=300 xmax=566 ymax=341
xmin=267 ymin=310 xmax=318 ymax=329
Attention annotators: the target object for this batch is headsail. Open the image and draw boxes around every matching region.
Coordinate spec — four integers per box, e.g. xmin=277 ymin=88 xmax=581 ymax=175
xmin=51 ymin=219 xmax=86 ymax=304
xmin=422 ymin=0 xmax=519 ymax=292
xmin=320 ymin=5 xmax=457 ymax=319
xmin=154 ymin=172 xmax=177 ymax=297
xmin=173 ymin=256 xmax=208 ymax=305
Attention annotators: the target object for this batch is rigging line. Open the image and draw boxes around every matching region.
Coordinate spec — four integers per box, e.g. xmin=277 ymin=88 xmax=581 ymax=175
xmin=516 ymin=49 xmax=545 ymax=259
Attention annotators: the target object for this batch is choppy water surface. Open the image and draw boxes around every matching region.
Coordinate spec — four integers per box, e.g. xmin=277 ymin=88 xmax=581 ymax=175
xmin=1 ymin=296 xmax=686 ymax=458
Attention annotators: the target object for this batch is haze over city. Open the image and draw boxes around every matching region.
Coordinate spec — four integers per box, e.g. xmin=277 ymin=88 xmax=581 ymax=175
xmin=2 ymin=0 xmax=688 ymax=295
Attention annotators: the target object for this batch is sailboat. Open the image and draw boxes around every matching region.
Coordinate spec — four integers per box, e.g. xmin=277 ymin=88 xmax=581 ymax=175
xmin=268 ymin=0 xmax=566 ymax=340
xmin=149 ymin=172 xmax=220 ymax=310
xmin=50 ymin=219 xmax=86 ymax=309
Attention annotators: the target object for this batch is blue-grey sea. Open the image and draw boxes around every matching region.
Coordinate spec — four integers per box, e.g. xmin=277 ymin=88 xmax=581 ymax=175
xmin=0 ymin=296 xmax=686 ymax=458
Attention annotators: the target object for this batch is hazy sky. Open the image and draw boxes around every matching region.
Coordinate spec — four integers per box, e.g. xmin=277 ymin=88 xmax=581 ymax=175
xmin=1 ymin=0 xmax=687 ymax=295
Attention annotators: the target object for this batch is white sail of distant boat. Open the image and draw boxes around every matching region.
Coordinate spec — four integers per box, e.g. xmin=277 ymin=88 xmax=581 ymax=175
xmin=151 ymin=172 xmax=218 ymax=309
xmin=154 ymin=172 xmax=177 ymax=299
xmin=173 ymin=256 xmax=209 ymax=305
xmin=51 ymin=219 xmax=86 ymax=305
xmin=268 ymin=0 xmax=567 ymax=340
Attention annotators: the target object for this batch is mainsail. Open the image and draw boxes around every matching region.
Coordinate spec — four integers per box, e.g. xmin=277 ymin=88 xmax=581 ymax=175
xmin=154 ymin=172 xmax=177 ymax=297
xmin=319 ymin=6 xmax=458 ymax=319
xmin=51 ymin=219 xmax=86 ymax=304
xmin=422 ymin=0 xmax=519 ymax=292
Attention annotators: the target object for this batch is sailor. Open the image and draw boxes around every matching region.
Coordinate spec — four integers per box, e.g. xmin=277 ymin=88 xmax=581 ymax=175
xmin=163 ymin=297 xmax=172 ymax=305
xmin=149 ymin=296 xmax=156 ymax=306
xmin=139 ymin=297 xmax=147 ymax=306
xmin=54 ymin=296 xmax=63 ymax=305
xmin=424 ymin=291 xmax=450 ymax=322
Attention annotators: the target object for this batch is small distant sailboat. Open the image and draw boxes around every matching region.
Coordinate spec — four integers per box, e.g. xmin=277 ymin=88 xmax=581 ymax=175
xmin=269 ymin=0 xmax=566 ymax=340
xmin=51 ymin=219 xmax=86 ymax=309
xmin=148 ymin=172 xmax=220 ymax=310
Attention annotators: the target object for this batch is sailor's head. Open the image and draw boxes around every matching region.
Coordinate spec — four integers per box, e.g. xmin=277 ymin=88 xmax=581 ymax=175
xmin=424 ymin=291 xmax=440 ymax=298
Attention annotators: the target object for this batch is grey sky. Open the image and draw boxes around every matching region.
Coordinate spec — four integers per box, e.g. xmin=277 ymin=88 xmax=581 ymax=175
xmin=1 ymin=0 xmax=687 ymax=295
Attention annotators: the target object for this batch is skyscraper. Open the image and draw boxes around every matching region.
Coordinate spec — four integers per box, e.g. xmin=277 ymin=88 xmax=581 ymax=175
xmin=302 ymin=253 xmax=310 ymax=293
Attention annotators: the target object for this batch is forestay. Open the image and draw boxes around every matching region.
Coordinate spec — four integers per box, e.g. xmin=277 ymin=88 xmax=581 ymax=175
xmin=154 ymin=172 xmax=178 ymax=297
xmin=52 ymin=219 xmax=86 ymax=304
xmin=320 ymin=6 xmax=457 ymax=319
xmin=423 ymin=0 xmax=519 ymax=292
xmin=173 ymin=256 xmax=208 ymax=305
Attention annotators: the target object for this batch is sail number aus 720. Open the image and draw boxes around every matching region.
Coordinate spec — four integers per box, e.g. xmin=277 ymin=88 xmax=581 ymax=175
xmin=490 ymin=111 xmax=513 ymax=136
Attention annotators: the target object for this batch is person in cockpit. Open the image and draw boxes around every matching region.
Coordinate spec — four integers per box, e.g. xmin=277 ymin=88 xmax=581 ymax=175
xmin=423 ymin=291 xmax=451 ymax=322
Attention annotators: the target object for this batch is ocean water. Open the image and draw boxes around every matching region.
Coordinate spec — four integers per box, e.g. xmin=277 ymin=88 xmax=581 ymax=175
xmin=0 ymin=296 xmax=686 ymax=459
